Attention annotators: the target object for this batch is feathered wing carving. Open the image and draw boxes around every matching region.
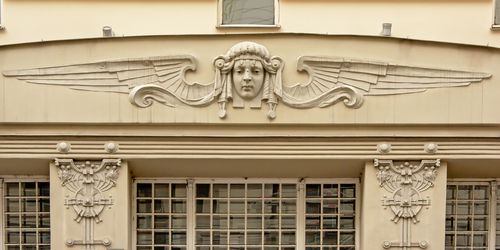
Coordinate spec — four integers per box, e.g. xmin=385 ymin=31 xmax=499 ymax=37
xmin=281 ymin=56 xmax=492 ymax=108
xmin=3 ymin=56 xmax=217 ymax=107
xmin=56 ymin=159 xmax=82 ymax=193
xmin=2 ymin=46 xmax=493 ymax=119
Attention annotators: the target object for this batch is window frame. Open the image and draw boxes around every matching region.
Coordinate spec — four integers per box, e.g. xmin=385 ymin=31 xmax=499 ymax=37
xmin=217 ymin=0 xmax=280 ymax=28
xmin=492 ymin=0 xmax=500 ymax=30
xmin=132 ymin=177 xmax=360 ymax=250
xmin=0 ymin=176 xmax=50 ymax=249
xmin=446 ymin=179 xmax=498 ymax=249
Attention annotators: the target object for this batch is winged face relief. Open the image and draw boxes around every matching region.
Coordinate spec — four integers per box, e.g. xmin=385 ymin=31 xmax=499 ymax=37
xmin=3 ymin=41 xmax=491 ymax=119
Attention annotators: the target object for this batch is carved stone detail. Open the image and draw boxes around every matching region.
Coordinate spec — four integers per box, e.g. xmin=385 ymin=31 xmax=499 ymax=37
xmin=57 ymin=141 xmax=71 ymax=153
xmin=378 ymin=142 xmax=391 ymax=154
xmin=105 ymin=142 xmax=119 ymax=153
xmin=375 ymin=159 xmax=440 ymax=249
xmin=55 ymin=158 xmax=121 ymax=248
xmin=3 ymin=42 xmax=491 ymax=119
xmin=424 ymin=143 xmax=438 ymax=154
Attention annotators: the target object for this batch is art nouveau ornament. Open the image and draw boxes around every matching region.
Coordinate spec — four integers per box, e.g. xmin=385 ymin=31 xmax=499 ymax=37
xmin=55 ymin=158 xmax=121 ymax=248
xmin=3 ymin=42 xmax=491 ymax=119
xmin=375 ymin=159 xmax=440 ymax=249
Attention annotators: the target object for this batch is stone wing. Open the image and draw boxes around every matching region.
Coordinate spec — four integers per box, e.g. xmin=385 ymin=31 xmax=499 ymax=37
xmin=281 ymin=56 xmax=491 ymax=108
xmin=93 ymin=159 xmax=121 ymax=193
xmin=3 ymin=55 xmax=216 ymax=104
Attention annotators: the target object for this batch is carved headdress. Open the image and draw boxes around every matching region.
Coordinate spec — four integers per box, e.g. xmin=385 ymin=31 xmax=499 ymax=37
xmin=213 ymin=41 xmax=284 ymax=118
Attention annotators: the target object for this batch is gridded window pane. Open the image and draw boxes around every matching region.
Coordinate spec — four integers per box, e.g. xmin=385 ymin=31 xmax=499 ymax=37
xmin=305 ymin=183 xmax=356 ymax=249
xmin=4 ymin=181 xmax=50 ymax=249
xmin=136 ymin=180 xmax=357 ymax=249
xmin=195 ymin=183 xmax=297 ymax=248
xmin=446 ymin=183 xmax=489 ymax=249
xmin=136 ymin=183 xmax=187 ymax=249
xmin=222 ymin=0 xmax=275 ymax=25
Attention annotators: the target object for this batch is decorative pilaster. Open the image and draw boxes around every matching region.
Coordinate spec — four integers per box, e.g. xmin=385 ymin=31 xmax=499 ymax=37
xmin=55 ymin=158 xmax=121 ymax=249
xmin=374 ymin=159 xmax=440 ymax=249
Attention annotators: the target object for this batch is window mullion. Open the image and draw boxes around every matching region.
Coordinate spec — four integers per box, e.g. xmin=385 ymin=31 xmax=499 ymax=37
xmin=187 ymin=179 xmax=195 ymax=250
xmin=297 ymin=179 xmax=305 ymax=249
xmin=489 ymin=181 xmax=497 ymax=250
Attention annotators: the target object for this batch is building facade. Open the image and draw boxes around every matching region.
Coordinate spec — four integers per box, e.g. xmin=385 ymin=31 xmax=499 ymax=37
xmin=0 ymin=0 xmax=500 ymax=249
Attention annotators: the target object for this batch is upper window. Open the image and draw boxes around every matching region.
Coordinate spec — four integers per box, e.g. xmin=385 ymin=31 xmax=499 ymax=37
xmin=218 ymin=0 xmax=279 ymax=27
xmin=493 ymin=0 xmax=500 ymax=29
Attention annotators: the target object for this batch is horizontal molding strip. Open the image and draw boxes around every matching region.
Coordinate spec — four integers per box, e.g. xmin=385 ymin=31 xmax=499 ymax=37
xmin=0 ymin=137 xmax=498 ymax=159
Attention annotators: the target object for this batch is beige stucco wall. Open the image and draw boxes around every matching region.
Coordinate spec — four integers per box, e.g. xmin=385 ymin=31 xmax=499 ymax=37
xmin=0 ymin=0 xmax=500 ymax=48
xmin=49 ymin=160 xmax=131 ymax=250
xmin=0 ymin=34 xmax=498 ymax=125
xmin=361 ymin=161 xmax=447 ymax=250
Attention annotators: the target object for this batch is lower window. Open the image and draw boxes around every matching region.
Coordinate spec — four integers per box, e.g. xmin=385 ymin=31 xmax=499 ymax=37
xmin=445 ymin=181 xmax=495 ymax=250
xmin=134 ymin=179 xmax=358 ymax=250
xmin=2 ymin=179 xmax=50 ymax=250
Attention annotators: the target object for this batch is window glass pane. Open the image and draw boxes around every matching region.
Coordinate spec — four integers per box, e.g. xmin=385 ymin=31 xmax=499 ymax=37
xmin=230 ymin=184 xmax=245 ymax=198
xmin=172 ymin=184 xmax=187 ymax=198
xmin=457 ymin=186 xmax=472 ymax=200
xmin=213 ymin=200 xmax=228 ymax=214
xmin=155 ymin=199 xmax=169 ymax=213
xmin=230 ymin=232 xmax=244 ymax=245
xmin=213 ymin=184 xmax=228 ymax=198
xmin=137 ymin=199 xmax=152 ymax=213
xmin=155 ymin=231 xmax=169 ymax=244
xmin=196 ymin=200 xmax=210 ymax=213
xmin=282 ymin=184 xmax=296 ymax=198
xmin=197 ymin=184 xmax=210 ymax=198
xmin=22 ymin=183 xmax=36 ymax=196
xmin=155 ymin=184 xmax=169 ymax=198
xmin=230 ymin=200 xmax=245 ymax=213
xmin=172 ymin=215 xmax=187 ymax=229
xmin=155 ymin=215 xmax=169 ymax=229
xmin=7 ymin=214 xmax=20 ymax=228
xmin=138 ymin=184 xmax=152 ymax=197
xmin=196 ymin=215 xmax=211 ymax=229
xmin=137 ymin=215 xmax=152 ymax=229
xmin=340 ymin=184 xmax=355 ymax=198
xmin=281 ymin=200 xmax=296 ymax=214
xmin=222 ymin=0 xmax=275 ymax=25
xmin=264 ymin=184 xmax=279 ymax=198
xmin=306 ymin=184 xmax=321 ymax=198
xmin=7 ymin=183 xmax=19 ymax=196
xmin=247 ymin=231 xmax=262 ymax=244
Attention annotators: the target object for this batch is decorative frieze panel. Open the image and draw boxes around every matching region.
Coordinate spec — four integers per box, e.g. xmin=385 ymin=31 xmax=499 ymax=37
xmin=374 ymin=159 xmax=440 ymax=249
xmin=55 ymin=158 xmax=121 ymax=248
xmin=3 ymin=42 xmax=490 ymax=119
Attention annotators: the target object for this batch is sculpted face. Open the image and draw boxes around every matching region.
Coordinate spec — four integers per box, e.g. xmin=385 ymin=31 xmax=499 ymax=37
xmin=232 ymin=59 xmax=265 ymax=99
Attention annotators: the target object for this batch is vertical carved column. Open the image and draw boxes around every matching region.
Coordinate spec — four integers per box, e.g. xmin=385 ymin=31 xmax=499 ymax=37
xmin=55 ymin=158 xmax=121 ymax=249
xmin=374 ymin=159 xmax=440 ymax=249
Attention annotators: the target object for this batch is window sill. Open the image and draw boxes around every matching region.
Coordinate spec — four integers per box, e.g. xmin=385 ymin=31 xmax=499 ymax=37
xmin=491 ymin=24 xmax=500 ymax=31
xmin=217 ymin=24 xmax=281 ymax=29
